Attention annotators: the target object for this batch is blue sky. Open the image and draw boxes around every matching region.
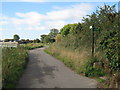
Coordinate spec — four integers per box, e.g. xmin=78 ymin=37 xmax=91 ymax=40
xmin=0 ymin=1 xmax=118 ymax=40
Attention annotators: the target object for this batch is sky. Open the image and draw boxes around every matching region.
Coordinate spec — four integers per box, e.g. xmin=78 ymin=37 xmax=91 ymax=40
xmin=0 ymin=1 xmax=119 ymax=40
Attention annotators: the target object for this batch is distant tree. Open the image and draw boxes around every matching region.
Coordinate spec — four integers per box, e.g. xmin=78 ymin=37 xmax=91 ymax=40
xmin=13 ymin=34 xmax=20 ymax=42
xmin=40 ymin=34 xmax=48 ymax=43
xmin=44 ymin=35 xmax=51 ymax=43
xmin=33 ymin=39 xmax=40 ymax=43
xmin=4 ymin=39 xmax=14 ymax=42
xmin=10 ymin=39 xmax=14 ymax=42
xmin=20 ymin=39 xmax=25 ymax=41
xmin=41 ymin=35 xmax=46 ymax=42
xmin=29 ymin=40 xmax=34 ymax=43
xmin=41 ymin=34 xmax=53 ymax=43
xmin=4 ymin=39 xmax=10 ymax=42
xmin=36 ymin=39 xmax=40 ymax=43
xmin=26 ymin=39 xmax=30 ymax=43
xmin=32 ymin=40 xmax=34 ymax=43
xmin=49 ymin=29 xmax=59 ymax=39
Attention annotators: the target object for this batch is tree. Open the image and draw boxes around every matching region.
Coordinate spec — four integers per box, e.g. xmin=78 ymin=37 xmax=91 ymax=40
xmin=4 ymin=39 xmax=14 ymax=42
xmin=60 ymin=24 xmax=71 ymax=36
xmin=44 ymin=35 xmax=51 ymax=43
xmin=74 ymin=23 xmax=82 ymax=34
xmin=49 ymin=29 xmax=59 ymax=39
xmin=4 ymin=39 xmax=10 ymax=42
xmin=13 ymin=34 xmax=20 ymax=42
xmin=40 ymin=34 xmax=55 ymax=43
xmin=41 ymin=34 xmax=49 ymax=43
xmin=33 ymin=39 xmax=40 ymax=43
xmin=60 ymin=24 xmax=77 ymax=36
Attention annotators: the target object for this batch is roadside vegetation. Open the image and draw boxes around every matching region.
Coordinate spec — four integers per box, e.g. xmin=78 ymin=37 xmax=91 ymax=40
xmin=45 ymin=4 xmax=120 ymax=88
xmin=2 ymin=32 xmax=47 ymax=88
xmin=1 ymin=4 xmax=119 ymax=88
xmin=20 ymin=43 xmax=44 ymax=50
xmin=2 ymin=47 xmax=28 ymax=88
xmin=2 ymin=42 xmax=45 ymax=88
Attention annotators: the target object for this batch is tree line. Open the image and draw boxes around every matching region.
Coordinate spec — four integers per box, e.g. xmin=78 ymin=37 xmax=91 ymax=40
xmin=3 ymin=28 xmax=59 ymax=44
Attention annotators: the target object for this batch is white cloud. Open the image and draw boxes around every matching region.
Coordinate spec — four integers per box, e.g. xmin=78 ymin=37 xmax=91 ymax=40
xmin=12 ymin=12 xmax=46 ymax=26
xmin=16 ymin=12 xmax=45 ymax=20
xmin=2 ymin=3 xmax=93 ymax=32
xmin=0 ymin=21 xmax=8 ymax=25
xmin=0 ymin=28 xmax=4 ymax=31
xmin=46 ymin=20 xmax=67 ymax=29
xmin=47 ymin=3 xmax=93 ymax=20
xmin=16 ymin=26 xmax=47 ymax=31
xmin=0 ymin=16 xmax=9 ymax=25
xmin=27 ymin=26 xmax=47 ymax=31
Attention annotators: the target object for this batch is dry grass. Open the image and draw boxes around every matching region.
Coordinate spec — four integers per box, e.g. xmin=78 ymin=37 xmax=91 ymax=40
xmin=46 ymin=44 xmax=91 ymax=73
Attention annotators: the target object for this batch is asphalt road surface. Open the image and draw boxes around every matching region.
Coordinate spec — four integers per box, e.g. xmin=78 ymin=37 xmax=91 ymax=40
xmin=16 ymin=47 xmax=97 ymax=88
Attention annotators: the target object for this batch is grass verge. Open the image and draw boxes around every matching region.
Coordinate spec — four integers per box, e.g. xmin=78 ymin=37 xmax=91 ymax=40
xmin=2 ymin=47 xmax=28 ymax=88
xmin=44 ymin=45 xmax=105 ymax=77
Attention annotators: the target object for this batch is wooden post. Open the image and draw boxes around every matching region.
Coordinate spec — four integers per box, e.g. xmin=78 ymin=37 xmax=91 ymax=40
xmin=91 ymin=25 xmax=94 ymax=57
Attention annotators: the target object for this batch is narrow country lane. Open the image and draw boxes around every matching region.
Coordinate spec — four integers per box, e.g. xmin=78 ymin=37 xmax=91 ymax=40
xmin=16 ymin=47 xmax=97 ymax=88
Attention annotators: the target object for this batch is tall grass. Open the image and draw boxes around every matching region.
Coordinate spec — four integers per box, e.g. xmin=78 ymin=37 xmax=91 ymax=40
xmin=2 ymin=47 xmax=28 ymax=88
xmin=45 ymin=44 xmax=91 ymax=74
xmin=45 ymin=43 xmax=105 ymax=77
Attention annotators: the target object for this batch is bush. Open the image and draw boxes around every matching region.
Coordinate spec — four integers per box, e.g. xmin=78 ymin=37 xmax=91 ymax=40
xmin=84 ymin=57 xmax=105 ymax=77
xmin=99 ymin=30 xmax=119 ymax=71
xmin=85 ymin=67 xmax=105 ymax=77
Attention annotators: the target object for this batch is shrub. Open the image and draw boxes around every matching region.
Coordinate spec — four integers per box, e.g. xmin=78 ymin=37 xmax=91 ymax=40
xmin=84 ymin=57 xmax=105 ymax=77
xmin=85 ymin=67 xmax=105 ymax=77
